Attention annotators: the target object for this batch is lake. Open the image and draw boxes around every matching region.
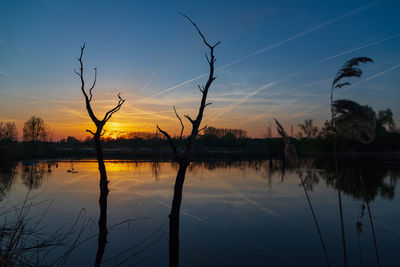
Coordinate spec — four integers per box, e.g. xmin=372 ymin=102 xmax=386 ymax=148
xmin=0 ymin=159 xmax=399 ymax=266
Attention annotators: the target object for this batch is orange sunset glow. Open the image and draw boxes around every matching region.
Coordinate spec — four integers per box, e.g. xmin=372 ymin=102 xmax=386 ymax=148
xmin=1 ymin=1 xmax=400 ymax=266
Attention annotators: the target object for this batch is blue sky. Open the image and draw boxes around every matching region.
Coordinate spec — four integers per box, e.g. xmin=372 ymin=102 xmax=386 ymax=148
xmin=0 ymin=0 xmax=399 ymax=139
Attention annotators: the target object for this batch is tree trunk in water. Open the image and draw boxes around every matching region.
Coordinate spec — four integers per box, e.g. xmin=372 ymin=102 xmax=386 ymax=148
xmin=94 ymin=137 xmax=109 ymax=267
xmin=169 ymin=163 xmax=188 ymax=267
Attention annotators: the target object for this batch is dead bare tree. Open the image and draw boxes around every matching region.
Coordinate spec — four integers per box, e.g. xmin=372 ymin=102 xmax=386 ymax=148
xmin=74 ymin=43 xmax=125 ymax=266
xmin=156 ymin=14 xmax=220 ymax=267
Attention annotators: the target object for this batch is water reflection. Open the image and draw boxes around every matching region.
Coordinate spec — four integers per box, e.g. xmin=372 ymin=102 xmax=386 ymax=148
xmin=316 ymin=160 xmax=399 ymax=201
xmin=21 ymin=162 xmax=53 ymax=189
xmin=2 ymin=159 xmax=398 ymax=203
xmin=188 ymin=159 xmax=400 ymax=201
xmin=151 ymin=161 xmax=161 ymax=180
xmin=95 ymin=173 xmax=109 ymax=266
xmin=0 ymin=163 xmax=18 ymax=201
xmin=0 ymin=159 xmax=399 ymax=265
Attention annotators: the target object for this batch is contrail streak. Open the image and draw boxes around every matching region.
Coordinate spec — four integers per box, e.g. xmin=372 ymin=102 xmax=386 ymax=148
xmin=296 ymin=63 xmax=400 ymax=117
xmin=352 ymin=63 xmax=400 ymax=85
xmin=210 ymin=82 xmax=276 ymax=121
xmin=123 ymin=104 xmax=177 ymax=121
xmin=217 ymin=1 xmax=378 ymax=71
xmin=139 ymin=72 xmax=156 ymax=93
xmin=209 ymin=65 xmax=316 ymax=120
xmin=320 ymin=33 xmax=400 ymax=62
xmin=141 ymin=1 xmax=378 ymax=100
xmin=139 ymin=73 xmax=208 ymax=101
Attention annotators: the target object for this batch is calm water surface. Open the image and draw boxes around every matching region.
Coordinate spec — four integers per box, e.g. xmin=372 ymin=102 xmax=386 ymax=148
xmin=0 ymin=159 xmax=399 ymax=266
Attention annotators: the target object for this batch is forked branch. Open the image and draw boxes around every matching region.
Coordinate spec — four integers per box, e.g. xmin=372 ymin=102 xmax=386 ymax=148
xmin=103 ymin=93 xmax=125 ymax=122
xmin=173 ymin=106 xmax=185 ymax=140
xmin=179 ymin=13 xmax=221 ymax=49
xmin=158 ymin=14 xmax=219 ymax=164
xmin=157 ymin=125 xmax=179 ymax=161
xmin=76 ymin=43 xmax=125 ymax=137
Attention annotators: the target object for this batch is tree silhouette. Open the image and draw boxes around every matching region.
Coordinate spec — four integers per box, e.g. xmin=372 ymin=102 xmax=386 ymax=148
xmin=22 ymin=116 xmax=49 ymax=156
xmin=23 ymin=116 xmax=47 ymax=143
xmin=156 ymin=14 xmax=220 ymax=267
xmin=0 ymin=122 xmax=18 ymax=141
xmin=297 ymin=119 xmax=319 ymax=139
xmin=377 ymin=108 xmax=396 ymax=133
xmin=75 ymin=43 xmax=125 ymax=266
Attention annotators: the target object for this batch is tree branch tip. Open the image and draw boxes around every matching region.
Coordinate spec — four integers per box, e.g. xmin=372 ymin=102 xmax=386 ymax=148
xmin=184 ymin=114 xmax=194 ymax=124
xmin=213 ymin=41 xmax=221 ymax=48
xmin=86 ymin=129 xmax=95 ymax=135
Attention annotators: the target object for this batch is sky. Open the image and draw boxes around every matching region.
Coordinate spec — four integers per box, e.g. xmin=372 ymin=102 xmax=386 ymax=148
xmin=1 ymin=0 xmax=399 ymax=140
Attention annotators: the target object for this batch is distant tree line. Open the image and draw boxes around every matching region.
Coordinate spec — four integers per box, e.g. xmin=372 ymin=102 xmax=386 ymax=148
xmin=0 ymin=116 xmax=54 ymax=161
xmin=1 ymin=107 xmax=399 ymax=161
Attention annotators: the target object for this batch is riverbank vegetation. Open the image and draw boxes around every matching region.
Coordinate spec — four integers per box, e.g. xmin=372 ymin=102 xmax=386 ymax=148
xmin=1 ymin=108 xmax=399 ymax=161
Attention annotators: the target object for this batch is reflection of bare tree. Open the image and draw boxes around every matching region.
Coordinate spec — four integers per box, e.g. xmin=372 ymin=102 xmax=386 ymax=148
xmin=95 ymin=178 xmax=108 ymax=267
xmin=0 ymin=163 xmax=18 ymax=201
xmin=274 ymin=120 xmax=330 ymax=266
xmin=21 ymin=162 xmax=51 ymax=190
xmin=259 ymin=160 xmax=293 ymax=185
xmin=301 ymin=168 xmax=322 ymax=192
xmin=151 ymin=161 xmax=161 ymax=181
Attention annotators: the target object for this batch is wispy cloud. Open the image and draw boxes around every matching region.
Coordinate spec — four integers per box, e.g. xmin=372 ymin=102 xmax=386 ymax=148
xmin=208 ymin=64 xmax=325 ymax=122
xmin=122 ymin=104 xmax=178 ymax=122
xmin=0 ymin=71 xmax=8 ymax=76
xmin=0 ymin=116 xmax=20 ymax=122
xmin=60 ymin=106 xmax=88 ymax=120
xmin=140 ymin=1 xmax=378 ymax=100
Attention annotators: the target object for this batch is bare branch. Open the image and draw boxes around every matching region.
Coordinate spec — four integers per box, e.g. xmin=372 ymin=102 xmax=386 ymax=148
xmin=86 ymin=129 xmax=96 ymax=136
xmin=205 ymin=53 xmax=211 ymax=64
xmin=157 ymin=125 xmax=179 ymax=161
xmin=77 ymin=44 xmax=88 ymax=102
xmin=100 ymin=129 xmax=106 ymax=137
xmin=184 ymin=115 xmax=195 ymax=125
xmin=103 ymin=93 xmax=125 ymax=122
xmin=213 ymin=41 xmax=221 ymax=48
xmin=88 ymin=67 xmax=97 ymax=102
xmin=205 ymin=102 xmax=212 ymax=107
xmin=173 ymin=106 xmax=185 ymax=140
xmin=199 ymin=124 xmax=207 ymax=132
xmin=179 ymin=13 xmax=220 ymax=49
xmin=156 ymin=14 xmax=219 ymax=165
